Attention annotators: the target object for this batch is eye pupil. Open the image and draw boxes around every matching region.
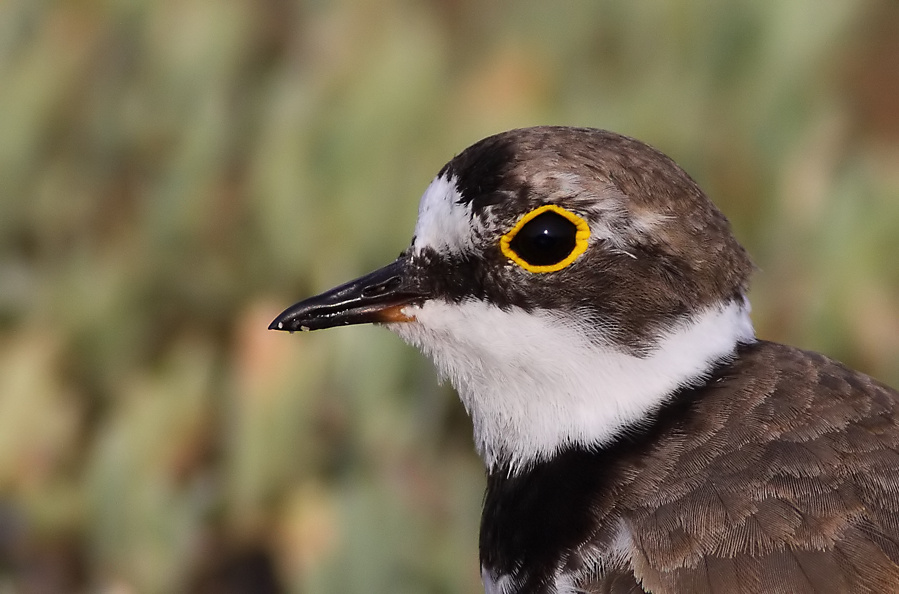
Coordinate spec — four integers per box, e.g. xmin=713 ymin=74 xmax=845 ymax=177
xmin=508 ymin=211 xmax=578 ymax=267
xmin=500 ymin=205 xmax=590 ymax=273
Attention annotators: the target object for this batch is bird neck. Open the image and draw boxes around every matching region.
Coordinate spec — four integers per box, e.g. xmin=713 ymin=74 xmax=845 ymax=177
xmin=392 ymin=297 xmax=755 ymax=474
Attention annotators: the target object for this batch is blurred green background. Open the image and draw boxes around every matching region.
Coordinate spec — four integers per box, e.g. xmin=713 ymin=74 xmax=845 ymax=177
xmin=1 ymin=0 xmax=898 ymax=592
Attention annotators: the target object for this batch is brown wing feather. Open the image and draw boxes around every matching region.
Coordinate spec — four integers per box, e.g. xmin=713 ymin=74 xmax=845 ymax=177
xmin=585 ymin=340 xmax=899 ymax=593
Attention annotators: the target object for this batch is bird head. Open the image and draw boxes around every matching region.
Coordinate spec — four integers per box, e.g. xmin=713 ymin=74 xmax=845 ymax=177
xmin=270 ymin=126 xmax=755 ymax=472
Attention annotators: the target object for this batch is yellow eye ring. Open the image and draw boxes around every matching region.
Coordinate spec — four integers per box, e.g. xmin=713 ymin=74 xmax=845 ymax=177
xmin=499 ymin=205 xmax=591 ymax=273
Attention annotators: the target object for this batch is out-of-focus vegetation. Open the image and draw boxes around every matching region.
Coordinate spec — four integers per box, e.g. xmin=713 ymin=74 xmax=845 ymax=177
xmin=1 ymin=0 xmax=897 ymax=591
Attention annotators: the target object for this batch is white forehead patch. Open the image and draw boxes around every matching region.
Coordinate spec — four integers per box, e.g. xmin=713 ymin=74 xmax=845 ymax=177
xmin=412 ymin=174 xmax=477 ymax=255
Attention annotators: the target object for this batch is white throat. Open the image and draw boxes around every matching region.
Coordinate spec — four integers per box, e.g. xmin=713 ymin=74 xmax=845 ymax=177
xmin=390 ymin=299 xmax=755 ymax=473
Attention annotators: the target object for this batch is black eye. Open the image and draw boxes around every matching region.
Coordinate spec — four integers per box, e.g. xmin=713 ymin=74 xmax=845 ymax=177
xmin=500 ymin=205 xmax=590 ymax=273
xmin=509 ymin=212 xmax=578 ymax=266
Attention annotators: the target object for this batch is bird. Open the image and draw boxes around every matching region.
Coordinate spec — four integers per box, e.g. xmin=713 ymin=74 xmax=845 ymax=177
xmin=269 ymin=126 xmax=899 ymax=593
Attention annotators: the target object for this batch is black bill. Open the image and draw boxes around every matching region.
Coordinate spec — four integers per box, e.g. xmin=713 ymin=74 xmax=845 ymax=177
xmin=269 ymin=256 xmax=427 ymax=332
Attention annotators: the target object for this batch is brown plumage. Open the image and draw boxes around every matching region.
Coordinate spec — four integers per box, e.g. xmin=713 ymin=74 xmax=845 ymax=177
xmin=270 ymin=127 xmax=899 ymax=594
xmin=577 ymin=340 xmax=899 ymax=593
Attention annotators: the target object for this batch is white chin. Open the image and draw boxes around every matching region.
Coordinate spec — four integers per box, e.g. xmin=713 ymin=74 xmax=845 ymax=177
xmin=388 ymin=298 xmax=755 ymax=473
